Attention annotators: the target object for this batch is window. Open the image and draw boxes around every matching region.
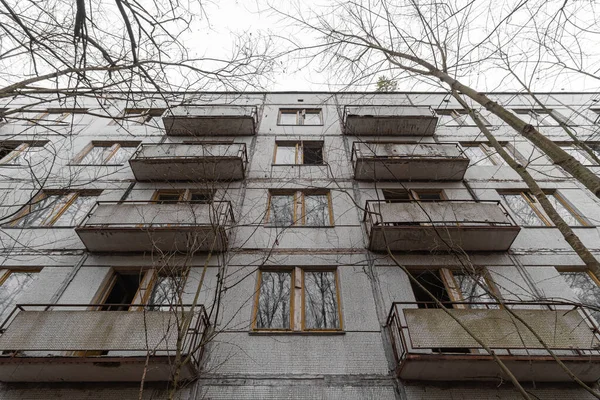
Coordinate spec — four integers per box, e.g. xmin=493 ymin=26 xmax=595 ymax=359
xmin=382 ymin=189 xmax=445 ymax=202
xmin=560 ymin=145 xmax=598 ymax=166
xmin=499 ymin=191 xmax=588 ymax=227
xmin=110 ymin=108 xmax=165 ymax=125
xmin=409 ymin=268 xmax=498 ymax=310
xmin=253 ymin=268 xmax=342 ymax=331
xmin=95 ymin=268 xmax=187 ymax=311
xmin=460 ymin=142 xmax=524 ymax=167
xmin=0 ymin=142 xmax=46 ymax=166
xmin=0 ymin=269 xmax=40 ymax=317
xmin=559 ymin=270 xmax=600 ymax=322
xmin=266 ymin=190 xmax=333 ymax=226
xmin=152 ymin=189 xmax=214 ymax=204
xmin=278 ymin=109 xmax=322 ymax=126
xmin=435 ymin=109 xmax=491 ymax=126
xmin=274 ymin=141 xmax=324 ymax=165
xmin=513 ymin=108 xmax=567 ymax=126
xmin=24 ymin=108 xmax=87 ymax=125
xmin=75 ymin=142 xmax=139 ymax=165
xmin=9 ymin=191 xmax=100 ymax=227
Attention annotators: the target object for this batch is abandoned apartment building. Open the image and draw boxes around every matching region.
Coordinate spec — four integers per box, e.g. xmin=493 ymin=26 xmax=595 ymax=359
xmin=0 ymin=91 xmax=599 ymax=399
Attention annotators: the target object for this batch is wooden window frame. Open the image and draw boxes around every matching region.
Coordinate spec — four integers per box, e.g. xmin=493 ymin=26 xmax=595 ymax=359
xmin=273 ymin=140 xmax=325 ymax=165
xmin=73 ymin=141 xmax=140 ymax=165
xmin=9 ymin=190 xmax=100 ymax=227
xmin=277 ymin=108 xmax=323 ymax=126
xmin=252 ymin=268 xmax=296 ymax=331
xmin=499 ymin=190 xmax=589 ymax=227
xmin=252 ymin=267 xmax=343 ymax=333
xmin=151 ymin=189 xmax=215 ymax=203
xmin=91 ymin=267 xmax=188 ymax=311
xmin=381 ymin=189 xmax=446 ymax=202
xmin=0 ymin=142 xmax=47 ymax=165
xmin=301 ymin=268 xmax=343 ymax=332
xmin=266 ymin=190 xmax=334 ymax=226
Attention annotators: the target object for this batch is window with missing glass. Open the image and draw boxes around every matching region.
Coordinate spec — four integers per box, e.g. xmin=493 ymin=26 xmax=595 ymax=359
xmin=0 ymin=142 xmax=47 ymax=166
xmin=274 ymin=141 xmax=324 ymax=165
xmin=499 ymin=191 xmax=588 ymax=227
xmin=8 ymin=191 xmax=100 ymax=227
xmin=266 ymin=190 xmax=333 ymax=226
xmin=278 ymin=109 xmax=323 ymax=126
xmin=253 ymin=268 xmax=342 ymax=331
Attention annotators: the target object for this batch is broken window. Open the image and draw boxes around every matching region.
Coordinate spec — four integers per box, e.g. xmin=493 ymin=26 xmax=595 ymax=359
xmin=274 ymin=141 xmax=324 ymax=165
xmin=278 ymin=109 xmax=323 ymax=125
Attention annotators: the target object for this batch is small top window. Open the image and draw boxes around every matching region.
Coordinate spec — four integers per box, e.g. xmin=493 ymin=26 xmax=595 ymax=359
xmin=278 ymin=109 xmax=322 ymax=126
xmin=152 ymin=189 xmax=214 ymax=204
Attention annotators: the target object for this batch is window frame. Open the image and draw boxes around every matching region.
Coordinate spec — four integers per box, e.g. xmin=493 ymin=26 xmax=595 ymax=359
xmin=277 ymin=109 xmax=323 ymax=126
xmin=8 ymin=190 xmax=101 ymax=228
xmin=266 ymin=190 xmax=334 ymax=226
xmin=0 ymin=142 xmax=47 ymax=165
xmin=73 ymin=141 xmax=140 ymax=165
xmin=273 ymin=140 xmax=325 ymax=165
xmin=151 ymin=189 xmax=215 ymax=204
xmin=0 ymin=268 xmax=42 ymax=316
xmin=381 ymin=189 xmax=446 ymax=202
xmin=499 ymin=190 xmax=589 ymax=227
xmin=252 ymin=267 xmax=343 ymax=333
xmin=460 ymin=142 xmax=525 ymax=166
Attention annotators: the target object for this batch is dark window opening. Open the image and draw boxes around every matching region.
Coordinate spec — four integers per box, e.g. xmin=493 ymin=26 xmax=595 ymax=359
xmin=190 ymin=191 xmax=213 ymax=204
xmin=410 ymin=271 xmax=451 ymax=308
xmin=101 ymin=272 xmax=143 ymax=311
xmin=303 ymin=145 xmax=324 ymax=165
xmin=156 ymin=193 xmax=181 ymax=204
xmin=383 ymin=189 xmax=411 ymax=202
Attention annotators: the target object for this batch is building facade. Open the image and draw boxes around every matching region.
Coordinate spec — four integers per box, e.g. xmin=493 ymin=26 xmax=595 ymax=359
xmin=0 ymin=91 xmax=600 ymax=399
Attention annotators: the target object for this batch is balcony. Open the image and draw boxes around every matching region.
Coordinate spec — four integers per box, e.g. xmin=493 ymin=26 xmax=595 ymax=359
xmin=129 ymin=143 xmax=248 ymax=182
xmin=351 ymin=142 xmax=469 ymax=181
xmin=75 ymin=201 xmax=233 ymax=253
xmin=387 ymin=301 xmax=600 ymax=382
xmin=0 ymin=304 xmax=209 ymax=382
xmin=364 ymin=200 xmax=520 ymax=252
xmin=343 ymin=105 xmax=438 ymax=136
xmin=163 ymin=105 xmax=258 ymax=136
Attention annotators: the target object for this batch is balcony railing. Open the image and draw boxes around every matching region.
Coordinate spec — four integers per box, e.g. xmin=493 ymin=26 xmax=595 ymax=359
xmin=343 ymin=105 xmax=438 ymax=136
xmin=387 ymin=301 xmax=600 ymax=382
xmin=129 ymin=143 xmax=248 ymax=181
xmin=75 ymin=201 xmax=234 ymax=253
xmin=351 ymin=142 xmax=469 ymax=181
xmin=162 ymin=105 xmax=258 ymax=136
xmin=0 ymin=303 xmax=209 ymax=382
xmin=364 ymin=200 xmax=520 ymax=252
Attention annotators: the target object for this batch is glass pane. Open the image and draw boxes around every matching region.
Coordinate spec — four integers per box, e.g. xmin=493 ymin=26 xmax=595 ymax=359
xmin=279 ymin=111 xmax=298 ymax=125
xmin=0 ymin=272 xmax=39 ymax=318
xmin=463 ymin=146 xmax=495 ymax=166
xmin=304 ymin=271 xmax=339 ymax=329
xmin=454 ymin=273 xmax=497 ymax=309
xmin=256 ymin=271 xmax=291 ymax=329
xmin=13 ymin=195 xmax=64 ymax=227
xmin=560 ymin=272 xmax=600 ymax=323
xmin=275 ymin=145 xmax=297 ymax=164
xmin=80 ymin=146 xmax=113 ymax=164
xmin=305 ymin=194 xmax=329 ymax=226
xmin=547 ymin=194 xmax=582 ymax=226
xmin=6 ymin=146 xmax=43 ymax=166
xmin=501 ymin=194 xmax=546 ymax=226
xmin=269 ymin=195 xmax=294 ymax=225
xmin=303 ymin=110 xmax=322 ymax=125
xmin=53 ymin=195 xmax=97 ymax=227
xmin=107 ymin=146 xmax=136 ymax=165
xmin=148 ymin=276 xmax=182 ymax=311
